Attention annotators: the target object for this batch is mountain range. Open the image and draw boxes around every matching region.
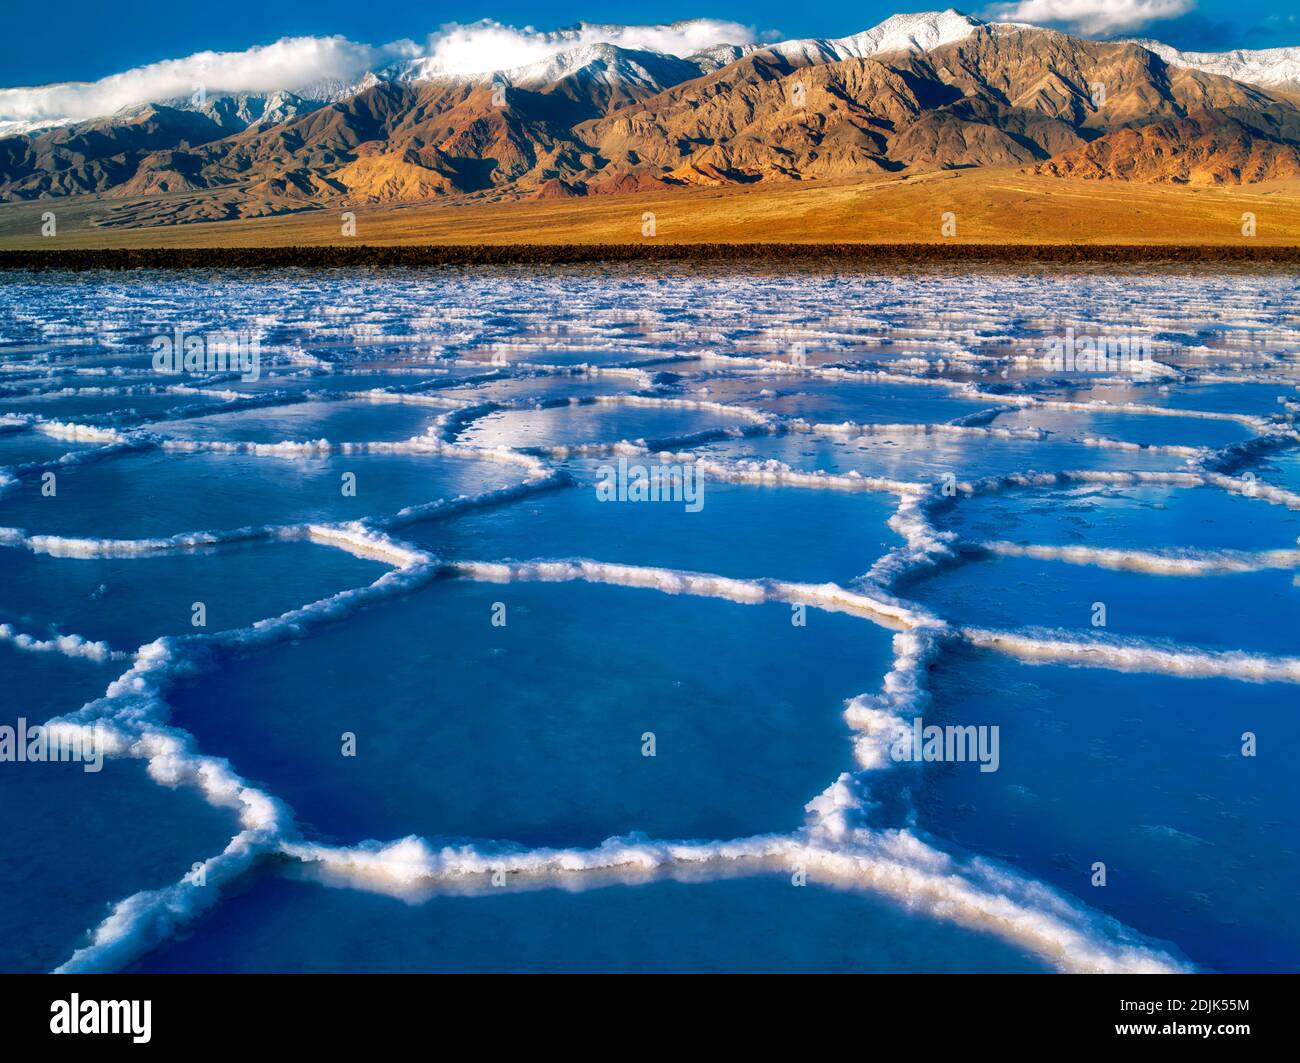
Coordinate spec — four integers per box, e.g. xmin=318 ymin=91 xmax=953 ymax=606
xmin=4 ymin=10 xmax=1300 ymax=227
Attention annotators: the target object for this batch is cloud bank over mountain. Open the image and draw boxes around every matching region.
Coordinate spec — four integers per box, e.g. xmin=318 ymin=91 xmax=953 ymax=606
xmin=416 ymin=19 xmax=761 ymax=75
xmin=981 ymin=0 xmax=1196 ymax=35
xmin=0 ymin=37 xmax=414 ymax=127
xmin=0 ymin=19 xmax=761 ymax=128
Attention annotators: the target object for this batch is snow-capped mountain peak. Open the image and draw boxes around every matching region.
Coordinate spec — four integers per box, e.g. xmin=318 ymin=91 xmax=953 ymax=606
xmin=765 ymin=8 xmax=985 ymax=66
xmin=830 ymin=8 xmax=986 ymax=58
xmin=367 ymin=11 xmax=986 ymax=106
xmin=488 ymin=43 xmax=700 ymax=92
xmin=380 ymin=11 xmax=985 ymax=93
xmin=6 ymin=13 xmax=1300 ymax=138
xmin=1128 ymin=38 xmax=1300 ymax=92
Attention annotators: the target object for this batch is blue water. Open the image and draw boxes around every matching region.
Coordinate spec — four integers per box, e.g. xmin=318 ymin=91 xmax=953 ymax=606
xmin=904 ymin=552 xmax=1300 ymax=656
xmin=937 ymin=482 xmax=1300 ymax=551
xmin=1261 ymin=450 xmax=1300 ymax=494
xmin=1 ymin=390 xmax=236 ymax=424
xmin=0 ymin=757 xmax=240 ymax=974
xmin=920 ymin=646 xmax=1300 ymax=973
xmin=697 ymin=376 xmax=997 ymax=424
xmin=1 ymin=449 xmax=525 ymax=537
xmin=454 ymin=402 xmax=750 ymax=450
xmin=0 ymin=641 xmax=240 ymax=973
xmin=152 ymin=400 xmax=445 ymax=444
xmin=697 ymin=426 xmax=1192 ymax=482
xmin=166 ymin=579 xmax=891 ymax=847
xmin=0 ymin=540 xmax=385 ymax=651
xmin=1 ymin=265 xmax=1297 ymax=973
xmin=991 ymin=406 xmax=1253 ymax=449
xmin=0 ymin=429 xmax=95 ymax=467
xmin=405 ymin=475 xmax=902 ymax=585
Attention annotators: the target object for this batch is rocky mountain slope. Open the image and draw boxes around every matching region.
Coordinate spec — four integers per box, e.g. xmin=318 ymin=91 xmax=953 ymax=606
xmin=3 ymin=13 xmax=1299 ymax=223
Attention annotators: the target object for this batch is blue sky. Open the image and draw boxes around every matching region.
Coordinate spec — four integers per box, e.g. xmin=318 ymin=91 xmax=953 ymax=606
xmin=1 ymin=2 xmax=1297 ymax=88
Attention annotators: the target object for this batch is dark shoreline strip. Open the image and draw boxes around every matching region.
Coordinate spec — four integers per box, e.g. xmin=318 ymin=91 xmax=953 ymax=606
xmin=2 ymin=243 xmax=1299 ymax=270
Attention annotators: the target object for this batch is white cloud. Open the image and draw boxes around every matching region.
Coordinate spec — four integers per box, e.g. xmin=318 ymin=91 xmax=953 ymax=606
xmin=982 ymin=0 xmax=1197 ymax=36
xmin=0 ymin=20 xmax=759 ymax=129
xmin=0 ymin=36 xmax=419 ymax=127
xmin=417 ymin=20 xmax=759 ymax=76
